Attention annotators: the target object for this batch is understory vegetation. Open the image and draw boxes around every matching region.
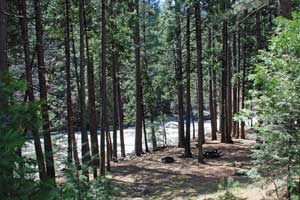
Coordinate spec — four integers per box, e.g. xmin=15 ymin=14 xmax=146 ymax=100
xmin=0 ymin=0 xmax=300 ymax=199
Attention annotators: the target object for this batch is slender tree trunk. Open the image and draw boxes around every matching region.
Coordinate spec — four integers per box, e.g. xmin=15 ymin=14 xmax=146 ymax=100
xmin=256 ymin=12 xmax=263 ymax=50
xmin=83 ymin=0 xmax=100 ymax=178
xmin=100 ymin=0 xmax=108 ymax=175
xmin=212 ymin=49 xmax=218 ymax=134
xmin=112 ymin=49 xmax=118 ymax=159
xmin=184 ymin=6 xmax=192 ymax=157
xmin=278 ymin=0 xmax=292 ymax=19
xmin=116 ymin=64 xmax=125 ymax=157
xmin=236 ymin=26 xmax=241 ymax=139
xmin=226 ymin=40 xmax=233 ymax=144
xmin=65 ymin=0 xmax=79 ymax=168
xmin=34 ymin=0 xmax=56 ymax=182
xmin=142 ymin=110 xmax=149 ymax=152
xmin=70 ymin=23 xmax=81 ymax=99
xmin=18 ymin=0 xmax=47 ymax=181
xmin=232 ymin=29 xmax=238 ymax=138
xmin=142 ymin=0 xmax=149 ymax=153
xmin=191 ymin=104 xmax=196 ymax=139
xmin=79 ymin=0 xmax=91 ymax=178
xmin=221 ymin=20 xmax=227 ymax=143
xmin=64 ymin=0 xmax=75 ymax=164
xmin=195 ymin=1 xmax=204 ymax=163
xmin=134 ymin=0 xmax=143 ymax=156
xmin=106 ymin=130 xmax=111 ymax=172
xmin=0 ymin=0 xmax=7 ymax=74
xmin=240 ymin=23 xmax=246 ymax=139
xmin=150 ymin=110 xmax=157 ymax=150
xmin=175 ymin=0 xmax=185 ymax=148
xmin=208 ymin=26 xmax=217 ymax=141
xmin=241 ymin=41 xmax=246 ymax=139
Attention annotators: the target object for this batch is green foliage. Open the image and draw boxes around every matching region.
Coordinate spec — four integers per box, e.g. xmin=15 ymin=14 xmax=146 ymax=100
xmin=59 ymin=164 xmax=117 ymax=200
xmin=251 ymin=12 xmax=300 ymax=196
xmin=217 ymin=191 xmax=241 ymax=200
xmin=0 ymin=73 xmax=51 ymax=200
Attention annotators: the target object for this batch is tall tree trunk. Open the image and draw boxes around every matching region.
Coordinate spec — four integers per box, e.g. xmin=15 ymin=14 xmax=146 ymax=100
xmin=0 ymin=0 xmax=7 ymax=73
xmin=184 ymin=6 xmax=192 ymax=157
xmin=79 ymin=0 xmax=91 ymax=178
xmin=34 ymin=0 xmax=56 ymax=182
xmin=84 ymin=0 xmax=100 ymax=178
xmin=226 ymin=39 xmax=233 ymax=144
xmin=64 ymin=0 xmax=80 ymax=167
xmin=134 ymin=0 xmax=143 ymax=156
xmin=175 ymin=0 xmax=185 ymax=148
xmin=116 ymin=64 xmax=125 ymax=157
xmin=221 ymin=20 xmax=227 ymax=143
xmin=208 ymin=26 xmax=217 ymax=141
xmin=111 ymin=0 xmax=121 ymax=159
xmin=141 ymin=0 xmax=149 ymax=153
xmin=112 ymin=48 xmax=118 ymax=159
xmin=18 ymin=0 xmax=47 ymax=181
xmin=212 ymin=48 xmax=218 ymax=134
xmin=67 ymin=2 xmax=75 ymax=163
xmin=100 ymin=0 xmax=108 ymax=175
xmin=236 ymin=26 xmax=241 ymax=139
xmin=195 ymin=0 xmax=204 ymax=163
xmin=241 ymin=41 xmax=246 ymax=139
xmin=278 ymin=0 xmax=292 ymax=19
xmin=256 ymin=12 xmax=263 ymax=50
xmin=232 ymin=29 xmax=238 ymax=138
xmin=70 ymin=23 xmax=81 ymax=100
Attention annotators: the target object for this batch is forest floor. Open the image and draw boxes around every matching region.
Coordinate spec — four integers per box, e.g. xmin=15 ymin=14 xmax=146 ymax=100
xmin=110 ymin=131 xmax=278 ymax=200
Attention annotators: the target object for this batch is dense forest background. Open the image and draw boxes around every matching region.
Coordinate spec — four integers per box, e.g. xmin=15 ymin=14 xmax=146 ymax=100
xmin=1 ymin=0 xmax=300 ymax=199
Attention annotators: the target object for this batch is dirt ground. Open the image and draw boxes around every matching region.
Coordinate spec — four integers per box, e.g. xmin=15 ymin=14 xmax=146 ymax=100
xmin=110 ymin=134 xmax=276 ymax=200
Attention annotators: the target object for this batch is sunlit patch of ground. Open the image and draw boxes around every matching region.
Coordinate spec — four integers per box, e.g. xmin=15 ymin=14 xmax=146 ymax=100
xmin=110 ymin=133 xmax=276 ymax=200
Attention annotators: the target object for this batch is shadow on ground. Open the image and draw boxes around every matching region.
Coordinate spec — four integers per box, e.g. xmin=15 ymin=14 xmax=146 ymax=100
xmin=111 ymin=138 xmax=255 ymax=200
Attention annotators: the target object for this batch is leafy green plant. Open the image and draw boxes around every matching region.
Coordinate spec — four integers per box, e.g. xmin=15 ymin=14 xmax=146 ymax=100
xmin=59 ymin=163 xmax=117 ymax=200
xmin=0 ymin=73 xmax=57 ymax=200
xmin=217 ymin=191 xmax=242 ymax=200
xmin=251 ymin=12 xmax=300 ymax=198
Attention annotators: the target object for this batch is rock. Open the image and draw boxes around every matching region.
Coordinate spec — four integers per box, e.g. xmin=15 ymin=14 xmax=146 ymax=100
xmin=142 ymin=188 xmax=151 ymax=196
xmin=161 ymin=156 xmax=175 ymax=163
xmin=203 ymin=149 xmax=222 ymax=159
xmin=234 ymin=168 xmax=248 ymax=176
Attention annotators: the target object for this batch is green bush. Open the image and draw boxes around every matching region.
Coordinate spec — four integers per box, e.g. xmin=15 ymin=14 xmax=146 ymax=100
xmin=251 ymin=12 xmax=300 ymax=197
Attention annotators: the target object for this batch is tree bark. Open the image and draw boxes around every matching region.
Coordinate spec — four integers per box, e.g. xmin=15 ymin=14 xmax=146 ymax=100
xmin=208 ymin=26 xmax=217 ymax=141
xmin=236 ymin=26 xmax=241 ymax=139
xmin=18 ymin=0 xmax=47 ymax=181
xmin=278 ymin=0 xmax=292 ymax=19
xmin=241 ymin=41 xmax=246 ymax=139
xmin=34 ymin=0 xmax=56 ymax=182
xmin=134 ymin=0 xmax=143 ymax=156
xmin=83 ymin=0 xmax=100 ymax=178
xmin=195 ymin=0 xmax=204 ymax=163
xmin=100 ymin=0 xmax=109 ymax=175
xmin=116 ymin=64 xmax=126 ymax=157
xmin=112 ymin=48 xmax=118 ymax=159
xmin=150 ymin=110 xmax=157 ymax=150
xmin=0 ymin=0 xmax=7 ymax=73
xmin=226 ymin=38 xmax=233 ymax=144
xmin=64 ymin=0 xmax=80 ymax=168
xmin=221 ymin=20 xmax=227 ymax=143
xmin=232 ymin=29 xmax=238 ymax=138
xmin=175 ymin=0 xmax=185 ymax=148
xmin=79 ymin=0 xmax=91 ymax=178
xmin=184 ymin=6 xmax=192 ymax=157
